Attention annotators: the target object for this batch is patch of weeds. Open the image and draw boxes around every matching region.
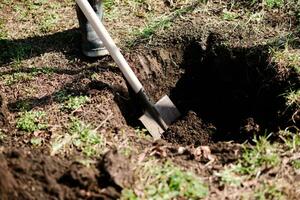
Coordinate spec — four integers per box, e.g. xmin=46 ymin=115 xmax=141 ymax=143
xmin=128 ymin=2 xmax=199 ymax=45
xmin=54 ymin=91 xmax=90 ymax=111
xmin=119 ymin=146 xmax=133 ymax=157
xmin=63 ymin=95 xmax=90 ymax=111
xmin=285 ymin=90 xmax=300 ymax=108
xmin=0 ymin=131 xmax=6 ymax=142
xmin=69 ymin=118 xmax=105 ymax=156
xmin=292 ymin=159 xmax=300 ymax=169
xmin=271 ymin=47 xmax=300 ymax=73
xmin=279 ymin=130 xmax=300 ymax=151
xmin=264 ymin=0 xmax=284 ymax=9
xmin=39 ymin=13 xmax=59 ymax=33
xmin=16 ymin=111 xmax=48 ymax=132
xmin=1 ymin=72 xmax=34 ymax=85
xmin=254 ymin=183 xmax=284 ymax=200
xmin=121 ymin=189 xmax=137 ymax=200
xmin=14 ymin=100 xmax=32 ymax=112
xmin=133 ymin=15 xmax=172 ymax=40
xmin=29 ymin=67 xmax=56 ymax=75
xmin=48 ymin=1 xmax=62 ymax=9
xmin=134 ymin=127 xmax=149 ymax=138
xmin=122 ymin=160 xmax=208 ymax=199
xmin=51 ymin=118 xmax=105 ymax=157
xmin=250 ymin=0 xmax=284 ymax=9
xmin=53 ymin=90 xmax=69 ymax=103
xmin=222 ymin=10 xmax=238 ymax=21
xmin=30 ymin=137 xmax=43 ymax=147
xmin=104 ymin=0 xmax=116 ymax=11
xmin=0 ymin=19 xmax=8 ymax=39
xmin=236 ymin=135 xmax=280 ymax=176
xmin=0 ymin=41 xmax=32 ymax=64
xmin=215 ymin=166 xmax=242 ymax=187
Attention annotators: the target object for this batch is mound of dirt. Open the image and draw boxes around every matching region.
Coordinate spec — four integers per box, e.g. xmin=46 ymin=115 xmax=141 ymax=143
xmin=163 ymin=111 xmax=214 ymax=146
xmin=0 ymin=149 xmax=134 ymax=200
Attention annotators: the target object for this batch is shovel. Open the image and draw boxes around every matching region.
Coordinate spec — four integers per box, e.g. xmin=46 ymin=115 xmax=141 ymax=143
xmin=76 ymin=0 xmax=180 ymax=139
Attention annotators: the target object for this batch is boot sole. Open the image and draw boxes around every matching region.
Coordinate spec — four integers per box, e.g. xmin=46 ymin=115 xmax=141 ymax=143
xmin=83 ymin=48 xmax=109 ymax=57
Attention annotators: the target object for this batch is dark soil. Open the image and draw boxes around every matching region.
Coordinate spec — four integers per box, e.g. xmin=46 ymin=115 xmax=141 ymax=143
xmin=0 ymin=148 xmax=133 ymax=200
xmin=163 ymin=111 xmax=214 ymax=146
xmin=128 ymin=31 xmax=299 ymax=144
xmin=0 ymin=1 xmax=299 ymax=199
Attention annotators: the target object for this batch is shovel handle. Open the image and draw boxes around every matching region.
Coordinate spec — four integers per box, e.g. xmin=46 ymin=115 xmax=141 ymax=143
xmin=76 ymin=0 xmax=143 ymax=93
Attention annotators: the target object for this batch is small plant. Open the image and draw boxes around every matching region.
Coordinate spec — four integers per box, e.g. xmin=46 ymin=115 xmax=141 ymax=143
xmin=30 ymin=137 xmax=42 ymax=147
xmin=1 ymin=72 xmax=34 ymax=85
xmin=254 ymin=183 xmax=284 ymax=200
xmin=285 ymin=90 xmax=300 ymax=108
xmin=222 ymin=10 xmax=238 ymax=21
xmin=0 ymin=19 xmax=8 ymax=39
xmin=51 ymin=118 xmax=105 ymax=157
xmin=134 ymin=127 xmax=149 ymax=138
xmin=63 ymin=95 xmax=90 ymax=111
xmin=54 ymin=90 xmax=69 ymax=103
xmin=122 ymin=160 xmax=208 ymax=199
xmin=215 ymin=166 xmax=242 ymax=186
xmin=292 ymin=160 xmax=300 ymax=169
xmin=16 ymin=111 xmax=48 ymax=132
xmin=265 ymin=0 xmax=284 ymax=9
xmin=39 ymin=13 xmax=59 ymax=33
xmin=279 ymin=130 xmax=300 ymax=151
xmin=0 ymin=131 xmax=6 ymax=141
xmin=236 ymin=135 xmax=280 ymax=176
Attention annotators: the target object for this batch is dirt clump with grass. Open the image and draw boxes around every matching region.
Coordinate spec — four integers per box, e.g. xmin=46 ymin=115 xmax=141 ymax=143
xmin=0 ymin=0 xmax=300 ymax=199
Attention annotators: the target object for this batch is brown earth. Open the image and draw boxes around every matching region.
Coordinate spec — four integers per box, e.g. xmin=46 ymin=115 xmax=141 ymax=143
xmin=0 ymin=1 xmax=299 ymax=199
xmin=0 ymin=148 xmax=134 ymax=200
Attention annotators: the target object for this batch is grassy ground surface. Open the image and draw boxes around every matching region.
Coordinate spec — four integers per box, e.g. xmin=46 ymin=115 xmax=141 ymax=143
xmin=0 ymin=0 xmax=300 ymax=199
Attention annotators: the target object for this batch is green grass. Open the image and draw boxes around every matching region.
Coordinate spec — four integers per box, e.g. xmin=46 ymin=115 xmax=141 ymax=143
xmin=63 ymin=95 xmax=90 ymax=111
xmin=264 ymin=0 xmax=284 ymax=9
xmin=0 ymin=131 xmax=6 ymax=142
xmin=222 ymin=10 xmax=239 ymax=21
xmin=285 ymin=90 xmax=300 ymax=108
xmin=279 ymin=130 xmax=300 ymax=151
xmin=53 ymin=91 xmax=90 ymax=111
xmin=30 ymin=137 xmax=43 ymax=147
xmin=51 ymin=118 xmax=105 ymax=157
xmin=292 ymin=160 xmax=300 ymax=169
xmin=1 ymin=72 xmax=34 ymax=85
xmin=271 ymin=47 xmax=300 ymax=73
xmin=0 ymin=41 xmax=32 ymax=64
xmin=236 ymin=135 xmax=280 ymax=176
xmin=254 ymin=183 xmax=284 ymax=200
xmin=16 ymin=111 xmax=48 ymax=132
xmin=0 ymin=67 xmax=55 ymax=85
xmin=39 ymin=12 xmax=59 ymax=33
xmin=251 ymin=0 xmax=284 ymax=8
xmin=121 ymin=160 xmax=208 ymax=199
xmin=215 ymin=166 xmax=242 ymax=186
xmin=0 ymin=19 xmax=8 ymax=39
xmin=127 ymin=1 xmax=199 ymax=46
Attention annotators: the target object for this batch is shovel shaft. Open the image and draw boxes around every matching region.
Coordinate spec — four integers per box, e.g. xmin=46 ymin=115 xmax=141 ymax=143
xmin=76 ymin=0 xmax=143 ymax=93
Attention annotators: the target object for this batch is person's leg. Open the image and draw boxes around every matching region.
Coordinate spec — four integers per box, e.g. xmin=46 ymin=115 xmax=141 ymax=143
xmin=76 ymin=0 xmax=109 ymax=57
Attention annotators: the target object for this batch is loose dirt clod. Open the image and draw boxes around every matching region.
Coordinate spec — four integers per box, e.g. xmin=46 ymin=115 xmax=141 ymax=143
xmin=100 ymin=149 xmax=134 ymax=189
xmin=0 ymin=155 xmax=18 ymax=200
xmin=163 ymin=111 xmax=214 ymax=146
xmin=0 ymin=1 xmax=299 ymax=199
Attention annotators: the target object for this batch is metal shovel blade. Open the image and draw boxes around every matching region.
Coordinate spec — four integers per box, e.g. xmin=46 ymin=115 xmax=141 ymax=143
xmin=139 ymin=95 xmax=180 ymax=139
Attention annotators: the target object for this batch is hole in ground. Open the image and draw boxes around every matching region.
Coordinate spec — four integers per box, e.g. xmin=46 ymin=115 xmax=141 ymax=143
xmin=165 ymin=34 xmax=299 ymax=145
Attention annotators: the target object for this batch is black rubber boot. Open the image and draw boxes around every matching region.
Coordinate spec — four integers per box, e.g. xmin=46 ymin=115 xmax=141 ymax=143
xmin=76 ymin=0 xmax=109 ymax=57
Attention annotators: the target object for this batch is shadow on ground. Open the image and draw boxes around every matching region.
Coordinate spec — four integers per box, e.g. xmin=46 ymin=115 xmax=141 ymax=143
xmin=169 ymin=34 xmax=299 ymax=142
